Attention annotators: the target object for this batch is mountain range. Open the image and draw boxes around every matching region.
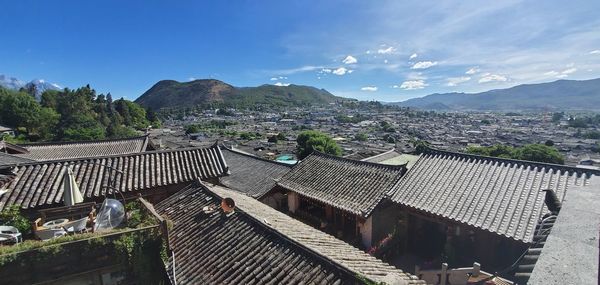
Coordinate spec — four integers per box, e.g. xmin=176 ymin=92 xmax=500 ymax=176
xmin=135 ymin=79 xmax=351 ymax=110
xmin=391 ymin=78 xmax=600 ymax=111
xmin=0 ymin=74 xmax=61 ymax=100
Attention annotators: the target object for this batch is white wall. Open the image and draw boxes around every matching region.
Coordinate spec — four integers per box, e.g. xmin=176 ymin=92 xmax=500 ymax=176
xmin=288 ymin=192 xmax=299 ymax=213
xmin=359 ymin=216 xmax=373 ymax=248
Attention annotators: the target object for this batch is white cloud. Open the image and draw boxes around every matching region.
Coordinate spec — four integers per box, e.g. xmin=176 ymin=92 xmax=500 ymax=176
xmin=320 ymin=68 xmax=332 ymax=74
xmin=446 ymin=76 xmax=471 ymax=86
xmin=384 ymin=59 xmax=389 ymax=64
xmin=279 ymin=76 xmax=288 ymax=79
xmin=342 ymin=55 xmax=358 ymax=64
xmin=399 ymin=80 xmax=428 ymax=90
xmin=466 ymin=67 xmax=480 ymax=75
xmin=51 ymin=83 xmax=62 ymax=89
xmin=411 ymin=61 xmax=438 ymax=69
xmin=274 ymin=82 xmax=290 ymax=86
xmin=270 ymin=77 xmax=278 ymax=81
xmin=332 ymin=67 xmax=351 ymax=75
xmin=377 ymin=46 xmax=396 ymax=54
xmin=590 ymin=50 xmax=600 ymax=54
xmin=347 ymin=69 xmax=354 ymax=73
xmin=361 ymin=86 xmax=378 ymax=92
xmin=409 ymin=53 xmax=418 ymax=60
xmin=188 ymin=77 xmax=196 ymax=81
xmin=478 ymin=74 xmax=507 ymax=83
xmin=544 ymin=68 xmax=576 ymax=78
xmin=272 ymin=65 xmax=324 ymax=75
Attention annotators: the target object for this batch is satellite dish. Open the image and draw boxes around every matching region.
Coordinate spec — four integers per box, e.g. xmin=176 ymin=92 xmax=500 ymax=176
xmin=94 ymin=199 xmax=125 ymax=232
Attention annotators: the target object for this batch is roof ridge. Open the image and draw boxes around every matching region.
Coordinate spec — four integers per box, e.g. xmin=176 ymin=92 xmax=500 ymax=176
xmin=360 ymin=148 xmax=398 ymax=161
xmin=220 ymin=145 xmax=293 ymax=167
xmin=311 ymin=150 xmax=407 ymax=171
xmin=423 ymin=146 xmax=599 ymax=176
xmin=0 ymin=144 xmax=221 ymax=168
xmin=19 ymin=135 xmax=149 ymax=147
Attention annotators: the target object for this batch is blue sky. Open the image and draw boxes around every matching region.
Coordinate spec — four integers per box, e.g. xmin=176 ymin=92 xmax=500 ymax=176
xmin=2 ymin=0 xmax=600 ymax=102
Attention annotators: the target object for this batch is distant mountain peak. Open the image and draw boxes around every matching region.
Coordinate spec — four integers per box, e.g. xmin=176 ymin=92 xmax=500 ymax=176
xmin=391 ymin=78 xmax=600 ymax=111
xmin=135 ymin=78 xmax=352 ymax=110
xmin=0 ymin=74 xmax=62 ymax=100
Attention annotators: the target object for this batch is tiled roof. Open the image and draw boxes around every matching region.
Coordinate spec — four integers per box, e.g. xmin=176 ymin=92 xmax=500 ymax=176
xmin=0 ymin=152 xmax=34 ymax=167
xmin=15 ymin=135 xmax=151 ymax=161
xmin=155 ymin=181 xmax=425 ymax=285
xmin=277 ymin=152 xmax=407 ymax=217
xmin=0 ymin=145 xmax=228 ymax=211
xmin=361 ymin=148 xmax=403 ymax=163
xmin=513 ymin=214 xmax=557 ymax=283
xmin=219 ymin=147 xmax=292 ymax=198
xmin=527 ymin=176 xmax=600 ymax=285
xmin=0 ymin=169 xmax=15 ymax=190
xmin=361 ymin=149 xmax=420 ymax=169
xmin=388 ymin=148 xmax=596 ymax=243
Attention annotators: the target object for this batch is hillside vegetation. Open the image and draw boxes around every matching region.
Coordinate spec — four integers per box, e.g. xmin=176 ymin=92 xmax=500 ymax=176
xmin=135 ymin=79 xmax=351 ymax=110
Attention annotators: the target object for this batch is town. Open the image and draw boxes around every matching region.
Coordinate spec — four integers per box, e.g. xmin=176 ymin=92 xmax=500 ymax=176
xmin=1 ymin=1 xmax=599 ymax=284
xmin=150 ymin=103 xmax=600 ymax=169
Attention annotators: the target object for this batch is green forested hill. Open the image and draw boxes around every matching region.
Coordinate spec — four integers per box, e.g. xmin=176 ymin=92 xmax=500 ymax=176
xmin=135 ymin=79 xmax=352 ymax=110
xmin=0 ymin=85 xmax=160 ymax=142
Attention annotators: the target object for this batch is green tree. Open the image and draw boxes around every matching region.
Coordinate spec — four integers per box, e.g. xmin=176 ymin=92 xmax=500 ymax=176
xmin=107 ymin=124 xmax=139 ymax=139
xmin=296 ymin=130 xmax=342 ymax=159
xmin=568 ymin=117 xmax=587 ymax=128
xmin=32 ymin=107 xmax=60 ymax=140
xmin=512 ymin=144 xmax=564 ymax=164
xmin=379 ymin=121 xmax=395 ymax=132
xmin=410 ymin=139 xmax=431 ymax=154
xmin=0 ymin=205 xmax=31 ymax=234
xmin=466 ymin=144 xmax=564 ymax=164
xmin=354 ymin=133 xmax=368 ymax=142
xmin=466 ymin=144 xmax=514 ymax=158
xmin=239 ymin=132 xmax=255 ymax=140
xmin=0 ymin=88 xmax=41 ymax=133
xmin=40 ymin=89 xmax=60 ymax=109
xmin=185 ymin=124 xmax=202 ymax=134
xmin=383 ymin=134 xmax=395 ymax=143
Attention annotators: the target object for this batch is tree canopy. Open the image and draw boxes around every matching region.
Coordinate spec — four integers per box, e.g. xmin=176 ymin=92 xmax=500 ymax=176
xmin=296 ymin=130 xmax=342 ymax=159
xmin=466 ymin=144 xmax=565 ymax=164
xmin=0 ymin=85 xmax=160 ymax=142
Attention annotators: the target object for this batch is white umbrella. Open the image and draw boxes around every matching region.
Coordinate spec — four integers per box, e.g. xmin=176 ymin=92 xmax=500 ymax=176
xmin=63 ymin=166 xmax=83 ymax=206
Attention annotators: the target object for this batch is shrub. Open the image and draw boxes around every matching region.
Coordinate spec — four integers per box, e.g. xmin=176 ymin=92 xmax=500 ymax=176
xmin=0 ymin=205 xmax=31 ymax=234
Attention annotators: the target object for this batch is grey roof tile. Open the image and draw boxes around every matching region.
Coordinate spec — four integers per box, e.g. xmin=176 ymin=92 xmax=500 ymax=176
xmin=15 ymin=135 xmax=150 ymax=161
xmin=277 ymin=152 xmax=406 ymax=217
xmin=0 ymin=152 xmax=34 ymax=166
xmin=388 ymin=148 xmax=596 ymax=243
xmin=219 ymin=147 xmax=292 ymax=198
xmin=0 ymin=145 xmax=227 ymax=210
xmin=155 ymin=181 xmax=425 ymax=285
